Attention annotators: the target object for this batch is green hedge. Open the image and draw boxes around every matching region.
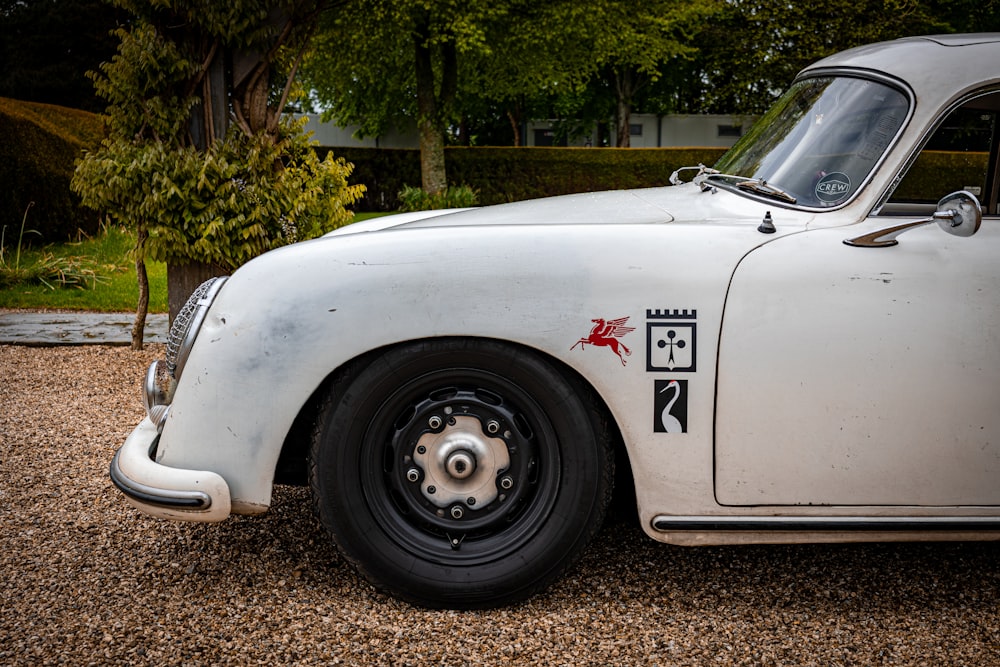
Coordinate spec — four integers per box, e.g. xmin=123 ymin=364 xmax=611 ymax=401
xmin=0 ymin=97 xmax=104 ymax=244
xmin=327 ymin=145 xmax=994 ymax=212
xmin=320 ymin=147 xmax=421 ymax=212
xmin=324 ymin=146 xmax=729 ymax=211
xmin=891 ymin=150 xmax=989 ymax=204
xmin=4 ymin=95 xmax=986 ymax=242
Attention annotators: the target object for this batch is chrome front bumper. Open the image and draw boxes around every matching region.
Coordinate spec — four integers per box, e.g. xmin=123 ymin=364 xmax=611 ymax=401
xmin=110 ymin=418 xmax=232 ymax=522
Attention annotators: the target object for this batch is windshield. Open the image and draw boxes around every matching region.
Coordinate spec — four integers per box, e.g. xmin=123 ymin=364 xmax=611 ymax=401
xmin=712 ymin=76 xmax=910 ymax=208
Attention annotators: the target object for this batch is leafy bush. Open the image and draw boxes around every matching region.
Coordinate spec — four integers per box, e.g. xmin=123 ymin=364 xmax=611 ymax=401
xmin=75 ymin=119 xmax=365 ymax=270
xmin=72 ymin=12 xmax=365 ymax=274
xmin=398 ymin=185 xmax=479 ymax=211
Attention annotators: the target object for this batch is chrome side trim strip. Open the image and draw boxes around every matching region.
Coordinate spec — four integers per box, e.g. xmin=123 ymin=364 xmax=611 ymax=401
xmin=653 ymin=515 xmax=1000 ymax=532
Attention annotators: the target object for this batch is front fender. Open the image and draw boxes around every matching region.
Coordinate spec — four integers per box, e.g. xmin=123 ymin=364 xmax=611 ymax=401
xmin=156 ymin=221 xmax=785 ymax=513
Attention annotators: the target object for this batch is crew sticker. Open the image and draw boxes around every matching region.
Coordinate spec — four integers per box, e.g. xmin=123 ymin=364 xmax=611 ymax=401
xmin=646 ymin=309 xmax=697 ymax=372
xmin=654 ymin=379 xmax=688 ymax=433
xmin=571 ymin=316 xmax=635 ymax=366
xmin=815 ymin=171 xmax=852 ymax=204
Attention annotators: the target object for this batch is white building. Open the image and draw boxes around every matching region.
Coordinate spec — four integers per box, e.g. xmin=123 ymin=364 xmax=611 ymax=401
xmin=299 ymin=112 xmax=756 ymax=149
xmin=526 ymin=114 xmax=757 ymax=148
xmin=298 ymin=113 xmax=420 ymax=149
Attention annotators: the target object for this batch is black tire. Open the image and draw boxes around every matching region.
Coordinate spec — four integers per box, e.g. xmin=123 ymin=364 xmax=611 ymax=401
xmin=309 ymin=338 xmax=614 ymax=608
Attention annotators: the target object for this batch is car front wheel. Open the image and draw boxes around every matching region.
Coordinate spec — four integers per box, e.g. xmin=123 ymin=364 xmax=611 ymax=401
xmin=309 ymin=338 xmax=614 ymax=608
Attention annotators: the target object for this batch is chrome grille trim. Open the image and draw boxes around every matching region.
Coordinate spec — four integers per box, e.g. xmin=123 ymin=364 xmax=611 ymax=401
xmin=166 ymin=276 xmax=227 ymax=378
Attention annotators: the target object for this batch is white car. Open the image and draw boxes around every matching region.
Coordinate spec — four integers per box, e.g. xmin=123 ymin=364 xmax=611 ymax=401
xmin=112 ymin=34 xmax=1000 ymax=608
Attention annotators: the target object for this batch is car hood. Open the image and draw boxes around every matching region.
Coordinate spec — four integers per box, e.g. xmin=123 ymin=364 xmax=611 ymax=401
xmin=326 ymin=184 xmax=820 ymax=237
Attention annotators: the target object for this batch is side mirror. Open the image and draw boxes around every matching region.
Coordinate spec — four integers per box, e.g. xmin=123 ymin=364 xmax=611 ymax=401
xmin=932 ymin=190 xmax=982 ymax=237
xmin=845 ymin=190 xmax=983 ymax=248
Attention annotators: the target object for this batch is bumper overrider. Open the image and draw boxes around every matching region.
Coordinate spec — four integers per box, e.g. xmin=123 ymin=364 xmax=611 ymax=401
xmin=109 ymin=277 xmax=232 ymax=522
xmin=110 ymin=420 xmax=231 ymax=521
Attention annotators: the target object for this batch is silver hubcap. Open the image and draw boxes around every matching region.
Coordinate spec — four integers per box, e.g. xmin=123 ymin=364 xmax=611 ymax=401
xmin=412 ymin=415 xmax=510 ymax=510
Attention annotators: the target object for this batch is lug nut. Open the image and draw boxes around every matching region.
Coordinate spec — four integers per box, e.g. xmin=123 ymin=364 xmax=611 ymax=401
xmin=406 ymin=468 xmax=420 ymax=483
xmin=450 ymin=506 xmax=464 ymax=519
xmin=486 ymin=420 xmax=500 ymax=434
xmin=428 ymin=416 xmax=442 ymax=429
xmin=500 ymin=476 xmax=514 ymax=490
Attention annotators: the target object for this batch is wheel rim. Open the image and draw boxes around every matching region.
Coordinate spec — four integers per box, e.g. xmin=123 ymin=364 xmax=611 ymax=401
xmin=358 ymin=367 xmax=562 ymax=564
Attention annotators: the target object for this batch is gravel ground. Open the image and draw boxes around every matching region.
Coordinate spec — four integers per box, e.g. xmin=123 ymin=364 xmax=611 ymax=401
xmin=2 ymin=344 xmax=999 ymax=666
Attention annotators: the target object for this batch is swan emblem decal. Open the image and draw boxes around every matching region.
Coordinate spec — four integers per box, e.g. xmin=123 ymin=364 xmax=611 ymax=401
xmin=571 ymin=316 xmax=635 ymax=366
xmin=654 ymin=379 xmax=688 ymax=433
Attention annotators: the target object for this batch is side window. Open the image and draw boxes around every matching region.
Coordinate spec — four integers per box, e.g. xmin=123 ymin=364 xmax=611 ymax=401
xmin=886 ymin=97 xmax=998 ymax=214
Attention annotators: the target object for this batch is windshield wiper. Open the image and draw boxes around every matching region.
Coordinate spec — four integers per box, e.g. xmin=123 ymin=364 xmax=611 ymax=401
xmin=703 ymin=173 xmax=798 ymax=204
xmin=734 ymin=178 xmax=797 ymax=204
xmin=673 ymin=167 xmax=798 ymax=204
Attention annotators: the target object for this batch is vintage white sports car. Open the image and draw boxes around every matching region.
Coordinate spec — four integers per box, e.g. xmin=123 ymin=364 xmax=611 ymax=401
xmin=112 ymin=34 xmax=1000 ymax=608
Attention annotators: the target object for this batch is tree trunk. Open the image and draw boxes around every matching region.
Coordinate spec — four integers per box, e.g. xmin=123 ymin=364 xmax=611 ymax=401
xmin=417 ymin=115 xmax=447 ymax=195
xmin=413 ymin=16 xmax=451 ymax=196
xmin=167 ymin=262 xmax=224 ymax=326
xmin=615 ymin=67 xmax=633 ymax=148
xmin=616 ymin=106 xmax=631 ymax=147
xmin=131 ymin=227 xmax=149 ymax=351
xmin=507 ymin=108 xmax=522 ymax=147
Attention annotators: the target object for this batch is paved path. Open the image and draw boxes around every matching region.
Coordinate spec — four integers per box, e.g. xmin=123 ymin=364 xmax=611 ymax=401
xmin=0 ymin=311 xmax=169 ymax=346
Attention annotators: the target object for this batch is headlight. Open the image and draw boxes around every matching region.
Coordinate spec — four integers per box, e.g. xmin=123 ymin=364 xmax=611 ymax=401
xmin=143 ymin=360 xmax=173 ymax=430
xmin=146 ymin=276 xmax=227 ymax=433
xmin=166 ymin=276 xmax=227 ymax=379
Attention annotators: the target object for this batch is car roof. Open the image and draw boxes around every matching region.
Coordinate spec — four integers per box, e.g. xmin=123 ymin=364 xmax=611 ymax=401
xmin=801 ymin=34 xmax=1000 ymax=103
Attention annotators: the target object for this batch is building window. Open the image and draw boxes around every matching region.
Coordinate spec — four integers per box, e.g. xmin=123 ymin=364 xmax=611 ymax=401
xmin=533 ymin=128 xmax=566 ymax=147
xmin=629 ymin=124 xmax=643 ymax=136
xmin=718 ymin=124 xmax=743 ymax=137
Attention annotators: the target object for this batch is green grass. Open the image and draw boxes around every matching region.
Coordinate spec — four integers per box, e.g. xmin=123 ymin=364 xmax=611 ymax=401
xmin=0 ymin=225 xmax=168 ymax=312
xmin=0 ymin=212 xmax=392 ymax=312
xmin=352 ymin=212 xmax=390 ymax=222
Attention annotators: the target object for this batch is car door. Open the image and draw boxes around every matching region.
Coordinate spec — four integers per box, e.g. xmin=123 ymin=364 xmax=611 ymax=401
xmin=714 ymin=93 xmax=1000 ymax=508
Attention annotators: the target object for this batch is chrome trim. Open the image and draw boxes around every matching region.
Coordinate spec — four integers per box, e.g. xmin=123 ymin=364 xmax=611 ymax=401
xmin=110 ymin=447 xmax=211 ymax=510
xmin=167 ymin=276 xmax=227 ymax=379
xmin=653 ymin=515 xmax=1000 ymax=532
xmin=846 ymin=190 xmax=983 ymax=247
xmin=843 ymin=219 xmax=926 ymax=247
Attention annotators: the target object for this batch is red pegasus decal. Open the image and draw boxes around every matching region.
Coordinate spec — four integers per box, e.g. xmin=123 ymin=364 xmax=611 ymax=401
xmin=571 ymin=316 xmax=635 ymax=366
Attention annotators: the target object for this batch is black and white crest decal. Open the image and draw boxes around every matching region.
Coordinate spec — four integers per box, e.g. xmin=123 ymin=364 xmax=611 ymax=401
xmin=646 ymin=309 xmax=697 ymax=372
xmin=654 ymin=379 xmax=688 ymax=433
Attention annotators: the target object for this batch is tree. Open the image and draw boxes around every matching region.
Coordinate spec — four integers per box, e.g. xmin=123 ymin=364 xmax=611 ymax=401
xmin=671 ymin=0 xmax=959 ymax=115
xmin=306 ymin=1 xmax=523 ymax=194
xmin=305 ymin=0 xmax=718 ymax=163
xmin=306 ymin=0 xmax=1000 ymax=189
xmin=0 ymin=0 xmax=125 ymax=112
xmin=456 ymin=2 xmax=599 ymax=147
xmin=941 ymin=0 xmax=1000 ymax=33
xmin=72 ymin=0 xmax=364 ymax=348
xmin=579 ymin=0 xmax=718 ymax=147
